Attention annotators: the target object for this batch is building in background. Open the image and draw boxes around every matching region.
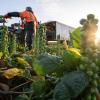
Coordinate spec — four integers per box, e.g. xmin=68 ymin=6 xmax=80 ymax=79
xmin=44 ymin=21 xmax=74 ymax=41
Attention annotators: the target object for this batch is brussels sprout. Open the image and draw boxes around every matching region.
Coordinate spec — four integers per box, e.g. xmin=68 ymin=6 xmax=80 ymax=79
xmin=80 ymin=18 xmax=87 ymax=25
xmin=87 ymin=14 xmax=95 ymax=20
xmin=92 ymin=80 xmax=98 ymax=87
xmin=87 ymin=71 xmax=94 ymax=76
xmin=79 ymin=64 xmax=85 ymax=70
xmin=79 ymin=14 xmax=99 ymax=100
xmin=93 ymin=74 xmax=99 ymax=79
xmin=91 ymin=63 xmax=96 ymax=68
xmin=85 ymin=47 xmax=93 ymax=53
xmin=86 ymin=95 xmax=91 ymax=100
xmin=91 ymin=87 xmax=98 ymax=94
xmin=81 ymin=56 xmax=89 ymax=62
xmin=94 ymin=19 xmax=99 ymax=24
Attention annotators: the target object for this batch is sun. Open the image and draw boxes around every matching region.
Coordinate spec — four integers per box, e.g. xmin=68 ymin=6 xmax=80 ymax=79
xmin=95 ymin=30 xmax=100 ymax=45
xmin=96 ymin=31 xmax=100 ymax=39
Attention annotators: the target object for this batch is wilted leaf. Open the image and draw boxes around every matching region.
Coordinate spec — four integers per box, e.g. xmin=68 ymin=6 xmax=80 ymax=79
xmin=3 ymin=68 xmax=24 ymax=79
xmin=17 ymin=57 xmax=29 ymax=66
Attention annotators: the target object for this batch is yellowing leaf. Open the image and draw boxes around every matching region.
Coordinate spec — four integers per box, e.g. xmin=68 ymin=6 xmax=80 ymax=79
xmin=63 ymin=40 xmax=68 ymax=50
xmin=3 ymin=68 xmax=24 ymax=79
xmin=17 ymin=57 xmax=29 ymax=65
xmin=0 ymin=52 xmax=3 ymax=59
xmin=68 ymin=48 xmax=81 ymax=57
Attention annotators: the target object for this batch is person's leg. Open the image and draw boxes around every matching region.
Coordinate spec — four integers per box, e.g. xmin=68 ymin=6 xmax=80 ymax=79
xmin=20 ymin=29 xmax=26 ymax=46
xmin=25 ymin=22 xmax=34 ymax=50
xmin=26 ymin=30 xmax=34 ymax=50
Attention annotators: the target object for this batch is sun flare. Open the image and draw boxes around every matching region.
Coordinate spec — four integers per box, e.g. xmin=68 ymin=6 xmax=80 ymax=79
xmin=95 ymin=30 xmax=100 ymax=45
xmin=96 ymin=32 xmax=100 ymax=39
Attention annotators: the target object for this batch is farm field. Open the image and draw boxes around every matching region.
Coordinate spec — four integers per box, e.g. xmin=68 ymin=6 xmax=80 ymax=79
xmin=0 ymin=14 xmax=100 ymax=100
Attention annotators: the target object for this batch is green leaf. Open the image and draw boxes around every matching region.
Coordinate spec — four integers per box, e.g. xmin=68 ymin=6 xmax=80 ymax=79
xmin=31 ymin=80 xmax=46 ymax=96
xmin=23 ymin=69 xmax=31 ymax=78
xmin=33 ymin=59 xmax=45 ymax=75
xmin=33 ymin=54 xmax=62 ymax=75
xmin=62 ymin=50 xmax=81 ymax=71
xmin=53 ymin=71 xmax=89 ymax=99
xmin=70 ymin=27 xmax=81 ymax=48
xmin=72 ymin=40 xmax=80 ymax=48
xmin=23 ymin=54 xmax=33 ymax=63
xmin=53 ymin=82 xmax=71 ymax=100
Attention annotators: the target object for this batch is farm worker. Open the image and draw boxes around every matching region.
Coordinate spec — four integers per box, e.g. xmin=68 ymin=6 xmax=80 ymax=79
xmin=4 ymin=7 xmax=39 ymax=50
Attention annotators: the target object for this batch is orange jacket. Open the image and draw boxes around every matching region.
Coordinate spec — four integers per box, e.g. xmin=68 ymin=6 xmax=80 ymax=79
xmin=20 ymin=10 xmax=38 ymax=27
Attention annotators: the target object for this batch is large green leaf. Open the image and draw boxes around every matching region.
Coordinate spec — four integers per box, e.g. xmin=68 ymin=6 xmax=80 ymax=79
xmin=70 ymin=27 xmax=81 ymax=48
xmin=31 ymin=80 xmax=46 ymax=96
xmin=62 ymin=71 xmax=89 ymax=98
xmin=53 ymin=71 xmax=89 ymax=100
xmin=33 ymin=59 xmax=46 ymax=76
xmin=33 ymin=54 xmax=62 ymax=75
xmin=53 ymin=82 xmax=71 ymax=100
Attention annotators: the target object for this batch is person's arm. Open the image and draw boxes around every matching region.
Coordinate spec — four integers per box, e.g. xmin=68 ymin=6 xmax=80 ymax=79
xmin=19 ymin=11 xmax=27 ymax=19
xmin=4 ymin=12 xmax=20 ymax=18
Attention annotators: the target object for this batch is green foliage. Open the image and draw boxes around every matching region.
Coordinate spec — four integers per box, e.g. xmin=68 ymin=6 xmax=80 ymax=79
xmin=23 ymin=54 xmax=33 ymax=62
xmin=32 ymin=59 xmax=45 ymax=75
xmin=62 ymin=50 xmax=81 ymax=71
xmin=23 ymin=69 xmax=31 ymax=78
xmin=33 ymin=24 xmax=46 ymax=55
xmin=31 ymin=80 xmax=46 ymax=97
xmin=33 ymin=53 xmax=62 ymax=76
xmin=23 ymin=54 xmax=33 ymax=66
xmin=8 ymin=33 xmax=16 ymax=54
xmin=6 ymin=53 xmax=31 ymax=69
xmin=33 ymin=27 xmax=39 ymax=55
xmin=0 ymin=26 xmax=9 ymax=57
xmin=53 ymin=82 xmax=71 ymax=100
xmin=0 ymin=52 xmax=3 ymax=59
xmin=0 ymin=14 xmax=100 ymax=100
xmin=70 ymin=27 xmax=81 ymax=48
xmin=53 ymin=71 xmax=89 ymax=100
xmin=45 ymin=44 xmax=64 ymax=56
xmin=38 ymin=24 xmax=46 ymax=53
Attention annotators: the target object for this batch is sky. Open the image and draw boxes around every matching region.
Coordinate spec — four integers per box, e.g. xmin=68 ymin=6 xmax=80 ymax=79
xmin=0 ymin=0 xmax=100 ymax=29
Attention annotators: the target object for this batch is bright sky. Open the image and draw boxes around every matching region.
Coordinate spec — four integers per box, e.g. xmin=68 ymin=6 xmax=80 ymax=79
xmin=0 ymin=0 xmax=100 ymax=29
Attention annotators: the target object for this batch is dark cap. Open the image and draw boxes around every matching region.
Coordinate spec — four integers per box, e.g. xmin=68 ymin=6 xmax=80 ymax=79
xmin=26 ymin=7 xmax=32 ymax=11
